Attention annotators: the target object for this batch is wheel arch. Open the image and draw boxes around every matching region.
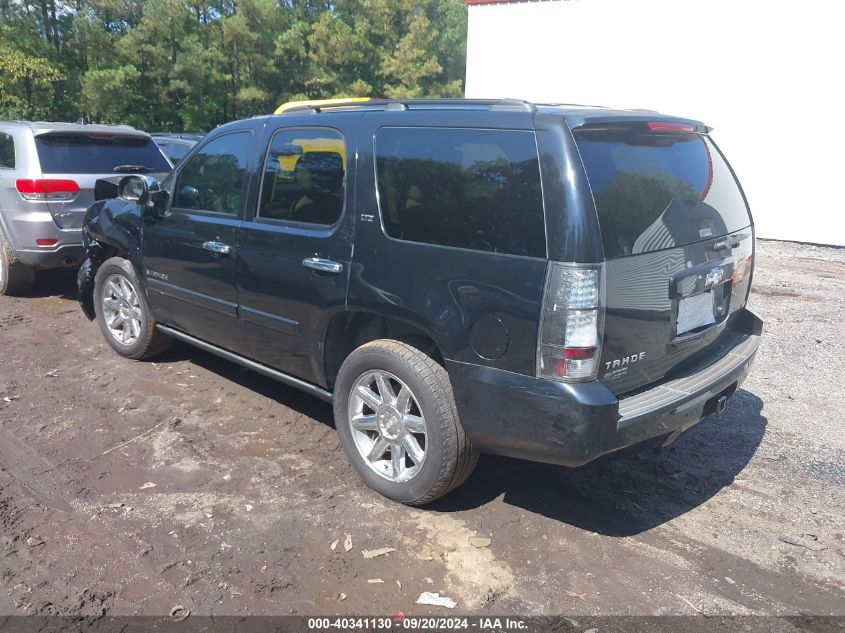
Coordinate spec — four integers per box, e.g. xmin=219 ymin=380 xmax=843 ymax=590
xmin=322 ymin=311 xmax=448 ymax=391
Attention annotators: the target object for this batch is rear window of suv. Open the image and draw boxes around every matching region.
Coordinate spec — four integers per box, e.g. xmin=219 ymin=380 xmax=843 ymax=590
xmin=574 ymin=124 xmax=751 ymax=258
xmin=35 ymin=133 xmax=171 ymax=174
xmin=375 ymin=127 xmax=546 ymax=258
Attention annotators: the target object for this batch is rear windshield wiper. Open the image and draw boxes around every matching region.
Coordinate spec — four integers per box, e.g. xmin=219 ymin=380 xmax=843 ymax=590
xmin=113 ymin=164 xmax=156 ymax=173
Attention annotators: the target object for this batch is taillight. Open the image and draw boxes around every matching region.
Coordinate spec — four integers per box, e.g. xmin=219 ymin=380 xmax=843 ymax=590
xmin=537 ymin=263 xmax=605 ymax=382
xmin=732 ymin=255 xmax=753 ymax=287
xmin=16 ymin=179 xmax=80 ymax=201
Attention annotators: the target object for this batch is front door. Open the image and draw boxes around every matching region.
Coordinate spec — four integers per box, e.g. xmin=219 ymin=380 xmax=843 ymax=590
xmin=143 ymin=130 xmax=254 ymax=352
xmin=236 ymin=122 xmax=355 ymax=386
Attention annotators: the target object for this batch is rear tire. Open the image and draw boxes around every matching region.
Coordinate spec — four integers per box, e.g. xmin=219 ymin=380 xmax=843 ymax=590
xmin=93 ymin=257 xmax=172 ymax=360
xmin=0 ymin=227 xmax=35 ymax=296
xmin=334 ymin=339 xmax=478 ymax=505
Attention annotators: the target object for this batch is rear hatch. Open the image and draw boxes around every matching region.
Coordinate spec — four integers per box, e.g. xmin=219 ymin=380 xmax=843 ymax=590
xmin=572 ymin=119 xmax=754 ymax=395
xmin=33 ymin=131 xmax=171 ymax=230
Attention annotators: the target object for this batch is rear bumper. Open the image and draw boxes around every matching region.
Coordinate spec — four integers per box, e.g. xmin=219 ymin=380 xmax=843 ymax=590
xmin=1 ymin=208 xmax=84 ymax=269
xmin=15 ymin=243 xmax=85 ymax=269
xmin=448 ymin=309 xmax=762 ymax=467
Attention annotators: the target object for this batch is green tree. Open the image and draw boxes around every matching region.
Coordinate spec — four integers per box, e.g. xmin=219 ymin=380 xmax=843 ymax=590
xmin=1 ymin=0 xmax=468 ymax=130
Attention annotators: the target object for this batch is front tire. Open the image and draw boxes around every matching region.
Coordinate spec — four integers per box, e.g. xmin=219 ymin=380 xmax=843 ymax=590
xmin=93 ymin=257 xmax=171 ymax=359
xmin=334 ymin=339 xmax=478 ymax=505
xmin=0 ymin=227 xmax=35 ymax=296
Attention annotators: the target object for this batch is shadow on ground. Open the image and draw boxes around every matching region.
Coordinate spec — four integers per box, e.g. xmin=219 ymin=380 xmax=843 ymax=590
xmin=435 ymin=389 xmax=767 ymax=536
xmin=166 ymin=341 xmax=336 ymax=426
xmin=164 ymin=338 xmax=767 ymax=537
xmin=21 ymin=267 xmax=79 ymax=300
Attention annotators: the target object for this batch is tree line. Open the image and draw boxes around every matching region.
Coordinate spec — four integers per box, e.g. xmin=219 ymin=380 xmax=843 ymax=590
xmin=0 ymin=0 xmax=467 ymax=132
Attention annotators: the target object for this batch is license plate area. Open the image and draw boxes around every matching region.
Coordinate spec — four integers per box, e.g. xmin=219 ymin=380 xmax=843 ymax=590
xmin=676 ymin=292 xmax=716 ymax=335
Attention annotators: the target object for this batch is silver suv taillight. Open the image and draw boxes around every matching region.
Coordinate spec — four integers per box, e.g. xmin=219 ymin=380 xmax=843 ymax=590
xmin=537 ymin=263 xmax=605 ymax=382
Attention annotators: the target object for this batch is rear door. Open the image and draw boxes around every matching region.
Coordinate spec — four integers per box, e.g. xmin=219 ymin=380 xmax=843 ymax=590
xmin=33 ymin=131 xmax=171 ymax=230
xmin=235 ymin=120 xmax=355 ymax=386
xmin=143 ymin=129 xmax=254 ymax=352
xmin=572 ymin=120 xmax=754 ymax=395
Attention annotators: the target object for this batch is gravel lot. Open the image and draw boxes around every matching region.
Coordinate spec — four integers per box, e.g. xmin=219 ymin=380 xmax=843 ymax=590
xmin=0 ymin=239 xmax=843 ymax=622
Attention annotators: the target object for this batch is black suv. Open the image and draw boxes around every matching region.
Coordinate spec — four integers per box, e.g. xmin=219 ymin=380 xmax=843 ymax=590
xmin=78 ymin=99 xmax=761 ymax=505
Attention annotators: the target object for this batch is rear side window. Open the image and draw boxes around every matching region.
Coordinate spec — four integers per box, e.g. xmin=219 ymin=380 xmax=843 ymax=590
xmin=574 ymin=125 xmax=751 ymax=258
xmin=0 ymin=133 xmax=14 ymax=168
xmin=34 ymin=133 xmax=171 ymax=174
xmin=258 ymin=128 xmax=346 ymax=225
xmin=375 ymin=127 xmax=546 ymax=258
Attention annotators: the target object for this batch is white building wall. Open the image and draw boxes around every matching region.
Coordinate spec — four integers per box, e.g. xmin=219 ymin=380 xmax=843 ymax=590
xmin=465 ymin=0 xmax=845 ymax=246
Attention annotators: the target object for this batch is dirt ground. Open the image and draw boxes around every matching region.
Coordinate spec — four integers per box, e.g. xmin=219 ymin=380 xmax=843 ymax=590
xmin=0 ymin=239 xmax=843 ymax=621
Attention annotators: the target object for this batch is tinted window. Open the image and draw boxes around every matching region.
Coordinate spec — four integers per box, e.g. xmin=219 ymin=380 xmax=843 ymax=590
xmin=0 ymin=133 xmax=14 ymax=168
xmin=258 ymin=128 xmax=345 ymax=225
xmin=34 ymin=133 xmax=171 ymax=174
xmin=167 ymin=141 xmax=192 ymax=165
xmin=173 ymin=131 xmax=252 ymax=215
xmin=375 ymin=127 xmax=545 ymax=257
xmin=574 ymin=126 xmax=751 ymax=258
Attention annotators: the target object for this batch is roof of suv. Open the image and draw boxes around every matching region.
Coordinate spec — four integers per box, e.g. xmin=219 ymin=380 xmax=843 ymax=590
xmin=0 ymin=120 xmax=149 ymax=137
xmin=270 ymin=98 xmax=707 ymax=130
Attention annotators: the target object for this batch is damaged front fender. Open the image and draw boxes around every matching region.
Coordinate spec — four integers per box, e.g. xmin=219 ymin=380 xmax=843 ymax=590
xmin=77 ymin=195 xmax=147 ymax=320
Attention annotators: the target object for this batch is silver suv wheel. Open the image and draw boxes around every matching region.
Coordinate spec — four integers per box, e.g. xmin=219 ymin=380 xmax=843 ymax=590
xmin=348 ymin=369 xmax=428 ymax=483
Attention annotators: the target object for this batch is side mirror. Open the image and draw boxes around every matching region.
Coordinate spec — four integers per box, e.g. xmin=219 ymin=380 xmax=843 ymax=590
xmin=119 ymin=175 xmax=149 ymax=203
xmin=119 ymin=175 xmax=168 ymax=217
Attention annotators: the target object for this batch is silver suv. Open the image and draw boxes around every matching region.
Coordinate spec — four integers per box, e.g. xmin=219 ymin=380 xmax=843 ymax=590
xmin=0 ymin=121 xmax=171 ymax=295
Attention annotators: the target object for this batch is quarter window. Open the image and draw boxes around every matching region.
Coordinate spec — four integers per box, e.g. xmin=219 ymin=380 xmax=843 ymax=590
xmin=173 ymin=131 xmax=252 ymax=215
xmin=0 ymin=133 xmax=15 ymax=169
xmin=258 ymin=128 xmax=346 ymax=225
xmin=167 ymin=141 xmax=192 ymax=165
xmin=375 ymin=127 xmax=546 ymax=258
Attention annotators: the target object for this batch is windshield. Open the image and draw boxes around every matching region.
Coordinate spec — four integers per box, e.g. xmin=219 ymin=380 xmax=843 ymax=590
xmin=574 ymin=126 xmax=751 ymax=258
xmin=35 ymin=133 xmax=171 ymax=174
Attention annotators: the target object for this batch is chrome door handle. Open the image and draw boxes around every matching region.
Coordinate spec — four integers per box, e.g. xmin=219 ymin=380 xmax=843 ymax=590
xmin=302 ymin=257 xmax=343 ymax=274
xmin=202 ymin=241 xmax=231 ymax=255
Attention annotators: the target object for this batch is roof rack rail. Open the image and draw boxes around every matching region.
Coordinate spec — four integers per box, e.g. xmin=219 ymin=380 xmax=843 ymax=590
xmin=277 ymin=98 xmax=535 ymax=115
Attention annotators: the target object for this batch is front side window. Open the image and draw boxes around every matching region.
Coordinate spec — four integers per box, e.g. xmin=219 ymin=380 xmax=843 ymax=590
xmin=173 ymin=131 xmax=252 ymax=215
xmin=375 ymin=127 xmax=546 ymax=258
xmin=0 ymin=133 xmax=14 ymax=169
xmin=258 ymin=128 xmax=346 ymax=225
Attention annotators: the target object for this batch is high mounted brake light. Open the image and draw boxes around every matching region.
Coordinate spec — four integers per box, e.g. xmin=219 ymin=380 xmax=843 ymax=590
xmin=645 ymin=121 xmax=696 ymax=133
xmin=537 ymin=264 xmax=605 ymax=382
xmin=16 ymin=179 xmax=80 ymax=201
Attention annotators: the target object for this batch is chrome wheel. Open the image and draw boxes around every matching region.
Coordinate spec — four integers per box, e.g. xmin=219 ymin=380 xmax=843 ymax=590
xmin=101 ymin=273 xmax=143 ymax=346
xmin=348 ymin=370 xmax=427 ymax=482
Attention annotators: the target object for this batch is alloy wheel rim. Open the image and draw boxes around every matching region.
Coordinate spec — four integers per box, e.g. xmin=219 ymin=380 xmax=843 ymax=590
xmin=348 ymin=370 xmax=427 ymax=482
xmin=101 ymin=273 xmax=143 ymax=346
